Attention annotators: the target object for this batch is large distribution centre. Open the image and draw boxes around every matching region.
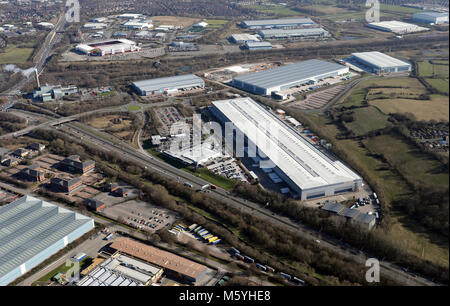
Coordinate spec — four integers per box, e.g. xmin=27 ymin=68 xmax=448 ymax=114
xmin=258 ymin=28 xmax=329 ymax=39
xmin=367 ymin=21 xmax=429 ymax=33
xmin=412 ymin=11 xmax=449 ymax=24
xmin=132 ymin=74 xmax=205 ymax=96
xmin=75 ymin=39 xmax=141 ymax=56
xmin=350 ymin=51 xmax=411 ymax=73
xmin=231 ymin=59 xmax=348 ymax=95
xmin=240 ymin=18 xmax=315 ymax=29
xmin=0 ymin=196 xmax=94 ymax=286
xmin=211 ymin=97 xmax=362 ymax=200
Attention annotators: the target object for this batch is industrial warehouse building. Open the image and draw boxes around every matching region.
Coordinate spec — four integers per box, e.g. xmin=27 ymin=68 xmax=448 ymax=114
xmin=229 ymin=33 xmax=260 ymax=44
xmin=350 ymin=51 xmax=411 ymax=73
xmin=258 ymin=28 xmax=329 ymax=39
xmin=368 ymin=20 xmax=429 ymax=33
xmin=211 ymin=97 xmax=362 ymax=200
xmin=132 ymin=74 xmax=205 ymax=96
xmin=413 ymin=11 xmax=449 ymax=24
xmin=110 ymin=237 xmax=207 ymax=284
xmin=240 ymin=18 xmax=315 ymax=29
xmin=231 ymin=59 xmax=348 ymax=95
xmin=75 ymin=39 xmax=141 ymax=56
xmin=0 ymin=196 xmax=94 ymax=286
xmin=243 ymin=41 xmax=273 ymax=50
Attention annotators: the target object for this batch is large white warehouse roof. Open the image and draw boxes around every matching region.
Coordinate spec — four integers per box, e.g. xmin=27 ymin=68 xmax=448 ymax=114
xmin=0 ymin=196 xmax=94 ymax=286
xmin=351 ymin=51 xmax=410 ymax=69
xmin=211 ymin=97 xmax=362 ymax=192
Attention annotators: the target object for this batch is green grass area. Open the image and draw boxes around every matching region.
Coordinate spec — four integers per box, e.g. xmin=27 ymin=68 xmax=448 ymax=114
xmin=126 ymin=105 xmax=142 ymax=111
xmin=365 ymin=134 xmax=449 ymax=189
xmin=0 ymin=45 xmax=34 ymax=64
xmin=340 ymin=88 xmax=366 ymax=107
xmin=345 ymin=106 xmax=390 ymax=136
xmin=247 ymin=4 xmax=300 ymax=16
xmin=424 ymin=78 xmax=449 ymax=94
xmin=34 ymin=257 xmax=92 ymax=284
xmin=418 ymin=60 xmax=449 ymax=78
xmin=206 ymin=19 xmax=228 ymax=28
xmin=380 ymin=4 xmax=423 ymax=13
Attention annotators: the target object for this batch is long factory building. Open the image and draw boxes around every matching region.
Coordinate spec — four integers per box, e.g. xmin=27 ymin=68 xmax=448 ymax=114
xmin=211 ymin=97 xmax=362 ymax=200
xmin=132 ymin=74 xmax=205 ymax=96
xmin=0 ymin=196 xmax=94 ymax=286
xmin=367 ymin=20 xmax=429 ymax=34
xmin=350 ymin=51 xmax=411 ymax=74
xmin=240 ymin=17 xmax=315 ymax=29
xmin=258 ymin=28 xmax=329 ymax=39
xmin=76 ymin=39 xmax=141 ymax=56
xmin=231 ymin=59 xmax=349 ymax=95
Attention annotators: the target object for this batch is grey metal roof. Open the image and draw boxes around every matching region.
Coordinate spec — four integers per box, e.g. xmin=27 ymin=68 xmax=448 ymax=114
xmin=0 ymin=196 xmax=93 ymax=281
xmin=351 ymin=52 xmax=411 ymax=69
xmin=354 ymin=213 xmax=376 ymax=224
xmin=233 ymin=59 xmax=347 ymax=90
xmin=245 ymin=41 xmax=272 ymax=47
xmin=413 ymin=11 xmax=448 ymax=18
xmin=259 ymin=28 xmax=328 ymax=37
xmin=132 ymin=74 xmax=204 ymax=92
xmin=321 ymin=202 xmax=345 ymax=214
xmin=242 ymin=18 xmax=314 ymax=27
xmin=338 ymin=207 xmax=360 ymax=219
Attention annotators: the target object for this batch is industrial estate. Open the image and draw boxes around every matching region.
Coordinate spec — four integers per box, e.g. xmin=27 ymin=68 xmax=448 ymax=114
xmin=0 ymin=0 xmax=448 ymax=293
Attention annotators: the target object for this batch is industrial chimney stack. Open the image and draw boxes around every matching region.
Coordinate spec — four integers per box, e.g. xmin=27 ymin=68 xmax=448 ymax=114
xmin=34 ymin=68 xmax=40 ymax=89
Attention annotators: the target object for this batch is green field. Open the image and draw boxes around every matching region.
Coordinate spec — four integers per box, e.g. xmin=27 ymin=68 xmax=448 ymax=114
xmin=365 ymin=134 xmax=449 ymax=189
xmin=341 ymin=88 xmax=366 ymax=107
xmin=247 ymin=4 xmax=300 ymax=16
xmin=126 ymin=105 xmax=142 ymax=111
xmin=0 ymin=45 xmax=34 ymax=64
xmin=418 ymin=60 xmax=449 ymax=78
xmin=380 ymin=4 xmax=423 ymax=13
xmin=345 ymin=106 xmax=390 ymax=136
xmin=424 ymin=78 xmax=449 ymax=94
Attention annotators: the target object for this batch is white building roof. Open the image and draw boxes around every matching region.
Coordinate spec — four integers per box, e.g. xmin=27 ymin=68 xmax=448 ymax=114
xmin=351 ymin=51 xmax=410 ymax=69
xmin=231 ymin=33 xmax=260 ymax=42
xmin=368 ymin=20 xmax=429 ymax=33
xmin=212 ymin=97 xmax=362 ymax=191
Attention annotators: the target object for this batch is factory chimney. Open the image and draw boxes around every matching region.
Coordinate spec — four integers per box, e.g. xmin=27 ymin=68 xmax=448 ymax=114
xmin=34 ymin=68 xmax=40 ymax=89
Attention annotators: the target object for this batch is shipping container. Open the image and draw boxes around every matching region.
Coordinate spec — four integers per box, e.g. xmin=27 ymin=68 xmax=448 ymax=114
xmin=73 ymin=252 xmax=87 ymax=262
xmin=280 ymin=272 xmax=292 ymax=280
xmin=105 ymin=233 xmax=114 ymax=240
xmin=256 ymin=263 xmax=267 ymax=271
xmin=235 ymin=253 xmax=245 ymax=261
xmin=231 ymin=247 xmax=240 ymax=254
xmin=244 ymin=256 xmax=255 ymax=264
xmin=266 ymin=266 xmax=275 ymax=273
xmin=188 ymin=224 xmax=198 ymax=231
xmin=209 ymin=237 xmax=219 ymax=243
xmin=203 ymin=234 xmax=214 ymax=240
xmin=293 ymin=277 xmax=305 ymax=285
xmin=212 ymin=239 xmax=221 ymax=245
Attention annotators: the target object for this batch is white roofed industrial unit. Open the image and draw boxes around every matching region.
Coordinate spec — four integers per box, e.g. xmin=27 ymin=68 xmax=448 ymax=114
xmin=258 ymin=28 xmax=329 ymax=39
xmin=132 ymin=74 xmax=205 ymax=96
xmin=211 ymin=97 xmax=362 ymax=200
xmin=350 ymin=51 xmax=411 ymax=73
xmin=240 ymin=18 xmax=315 ymax=29
xmin=232 ymin=59 xmax=349 ymax=95
xmin=368 ymin=20 xmax=429 ymax=33
xmin=0 ymin=196 xmax=94 ymax=286
xmin=75 ymin=39 xmax=140 ymax=56
xmin=230 ymin=33 xmax=260 ymax=43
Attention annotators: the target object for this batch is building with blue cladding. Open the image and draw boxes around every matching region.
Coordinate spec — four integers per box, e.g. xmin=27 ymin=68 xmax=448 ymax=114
xmin=231 ymin=59 xmax=349 ymax=95
xmin=413 ymin=11 xmax=448 ymax=24
xmin=240 ymin=18 xmax=315 ymax=29
xmin=350 ymin=51 xmax=411 ymax=74
xmin=0 ymin=196 xmax=94 ymax=286
xmin=132 ymin=74 xmax=205 ymax=96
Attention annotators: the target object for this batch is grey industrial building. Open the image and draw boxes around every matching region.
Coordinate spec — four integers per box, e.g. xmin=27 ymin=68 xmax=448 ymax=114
xmin=132 ymin=74 xmax=205 ymax=96
xmin=412 ymin=11 xmax=448 ymax=24
xmin=0 ymin=196 xmax=94 ymax=286
xmin=240 ymin=18 xmax=315 ymax=29
xmin=231 ymin=59 xmax=349 ymax=95
xmin=229 ymin=33 xmax=260 ymax=44
xmin=258 ymin=28 xmax=329 ymax=39
xmin=243 ymin=41 xmax=273 ymax=50
xmin=210 ymin=97 xmax=362 ymax=200
xmin=350 ymin=51 xmax=411 ymax=74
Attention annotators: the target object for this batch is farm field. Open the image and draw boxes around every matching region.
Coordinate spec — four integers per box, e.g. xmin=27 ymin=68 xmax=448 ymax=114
xmin=369 ymin=94 xmax=449 ymax=121
xmin=304 ymin=115 xmax=448 ymax=266
xmin=417 ymin=60 xmax=449 ymax=78
xmin=150 ymin=16 xmax=200 ymax=28
xmin=364 ymin=134 xmax=449 ymax=189
xmin=380 ymin=4 xmax=423 ymax=13
xmin=345 ymin=106 xmax=390 ymax=136
xmin=246 ymin=4 xmax=300 ymax=16
xmin=424 ymin=78 xmax=449 ymax=94
xmin=0 ymin=45 xmax=34 ymax=64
